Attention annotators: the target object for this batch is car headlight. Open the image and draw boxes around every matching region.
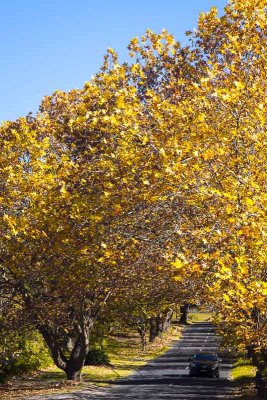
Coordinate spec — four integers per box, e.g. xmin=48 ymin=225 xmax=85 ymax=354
xmin=191 ymin=363 xmax=197 ymax=367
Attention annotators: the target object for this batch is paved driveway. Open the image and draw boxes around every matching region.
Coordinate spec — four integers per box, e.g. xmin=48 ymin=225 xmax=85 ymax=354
xmin=26 ymin=322 xmax=240 ymax=399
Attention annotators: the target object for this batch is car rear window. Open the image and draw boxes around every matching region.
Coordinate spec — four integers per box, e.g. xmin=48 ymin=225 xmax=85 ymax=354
xmin=193 ymin=354 xmax=218 ymax=361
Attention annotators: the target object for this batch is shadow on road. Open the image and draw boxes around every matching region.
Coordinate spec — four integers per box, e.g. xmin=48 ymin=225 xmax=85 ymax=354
xmin=25 ymin=323 xmax=247 ymax=399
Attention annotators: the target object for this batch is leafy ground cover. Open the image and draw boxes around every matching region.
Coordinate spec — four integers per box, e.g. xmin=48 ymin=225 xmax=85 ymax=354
xmin=0 ymin=325 xmax=182 ymax=399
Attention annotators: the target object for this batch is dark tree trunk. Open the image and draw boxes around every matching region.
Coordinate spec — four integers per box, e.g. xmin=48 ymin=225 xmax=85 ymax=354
xmin=40 ymin=323 xmax=91 ymax=381
xmin=137 ymin=324 xmax=147 ymax=351
xmin=66 ymin=368 xmax=82 ymax=381
xmin=248 ymin=309 xmax=267 ymax=397
xmin=66 ymin=331 xmax=90 ymax=380
xmin=255 ymin=369 xmax=267 ymax=398
xmin=162 ymin=309 xmax=173 ymax=332
xmin=249 ymin=346 xmax=267 ymax=398
xmin=179 ymin=303 xmax=189 ymax=324
xmin=39 ymin=326 xmax=68 ymax=372
xmin=246 ymin=345 xmax=255 ymax=359
xmin=156 ymin=315 xmax=164 ymax=337
xmin=149 ymin=316 xmax=162 ymax=340
xmin=149 ymin=309 xmax=173 ymax=342
xmin=149 ymin=318 xmax=157 ymax=343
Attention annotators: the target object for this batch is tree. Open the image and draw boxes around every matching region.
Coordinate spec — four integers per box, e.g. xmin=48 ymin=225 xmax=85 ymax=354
xmin=0 ymin=61 xmax=146 ymax=379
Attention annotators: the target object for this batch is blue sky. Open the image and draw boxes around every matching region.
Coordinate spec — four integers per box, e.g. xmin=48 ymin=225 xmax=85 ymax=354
xmin=0 ymin=0 xmax=227 ymax=122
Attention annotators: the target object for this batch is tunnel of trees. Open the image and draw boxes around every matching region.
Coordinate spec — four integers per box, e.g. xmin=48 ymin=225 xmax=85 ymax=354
xmin=0 ymin=0 xmax=267 ymax=396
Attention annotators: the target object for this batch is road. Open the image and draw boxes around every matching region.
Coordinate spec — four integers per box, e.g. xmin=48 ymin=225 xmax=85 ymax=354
xmin=26 ymin=322 xmax=241 ymax=400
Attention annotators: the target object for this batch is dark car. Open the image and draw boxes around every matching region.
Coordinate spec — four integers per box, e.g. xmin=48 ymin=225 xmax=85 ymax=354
xmin=189 ymin=353 xmax=221 ymax=377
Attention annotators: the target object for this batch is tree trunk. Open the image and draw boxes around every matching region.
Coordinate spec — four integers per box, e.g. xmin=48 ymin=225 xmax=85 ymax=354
xmin=155 ymin=315 xmax=164 ymax=337
xmin=66 ymin=368 xmax=82 ymax=381
xmin=179 ymin=303 xmax=189 ymax=324
xmin=149 ymin=318 xmax=157 ymax=342
xmin=149 ymin=309 xmax=173 ymax=342
xmin=255 ymin=369 xmax=267 ymax=398
xmin=137 ymin=325 xmax=147 ymax=351
xmin=39 ymin=326 xmax=68 ymax=372
xmin=246 ymin=345 xmax=254 ymax=359
xmin=40 ymin=323 xmax=91 ymax=381
xmin=162 ymin=309 xmax=173 ymax=332
xmin=250 ymin=346 xmax=267 ymax=398
xmin=65 ymin=332 xmax=90 ymax=380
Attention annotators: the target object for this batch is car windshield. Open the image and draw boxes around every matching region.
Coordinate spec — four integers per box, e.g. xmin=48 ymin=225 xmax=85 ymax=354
xmin=193 ymin=354 xmax=218 ymax=361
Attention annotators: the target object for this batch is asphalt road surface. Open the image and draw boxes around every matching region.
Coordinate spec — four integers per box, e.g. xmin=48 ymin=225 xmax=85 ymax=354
xmin=27 ymin=322 xmax=241 ymax=400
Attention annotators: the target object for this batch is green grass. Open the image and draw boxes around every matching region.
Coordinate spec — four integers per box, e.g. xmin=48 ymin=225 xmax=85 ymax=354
xmin=187 ymin=312 xmax=213 ymax=323
xmin=231 ymin=358 xmax=256 ymax=381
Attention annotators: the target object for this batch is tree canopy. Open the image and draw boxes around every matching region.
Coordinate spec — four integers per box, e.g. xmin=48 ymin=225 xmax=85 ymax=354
xmin=0 ymin=0 xmax=267 ymax=392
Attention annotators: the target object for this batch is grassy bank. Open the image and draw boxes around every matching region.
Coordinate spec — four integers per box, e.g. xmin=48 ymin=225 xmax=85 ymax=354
xmin=231 ymin=358 xmax=257 ymax=399
xmin=231 ymin=358 xmax=256 ymax=381
xmin=0 ymin=325 xmax=181 ymax=399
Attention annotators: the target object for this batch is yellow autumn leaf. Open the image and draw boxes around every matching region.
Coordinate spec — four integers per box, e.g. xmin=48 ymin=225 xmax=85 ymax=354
xmin=172 ymin=259 xmax=183 ymax=269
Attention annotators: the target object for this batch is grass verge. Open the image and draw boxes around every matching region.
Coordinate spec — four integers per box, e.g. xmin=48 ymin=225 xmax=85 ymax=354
xmin=187 ymin=312 xmax=212 ymax=323
xmin=230 ymin=358 xmax=257 ymax=399
xmin=0 ymin=324 xmax=182 ymax=399
xmin=231 ymin=358 xmax=256 ymax=382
